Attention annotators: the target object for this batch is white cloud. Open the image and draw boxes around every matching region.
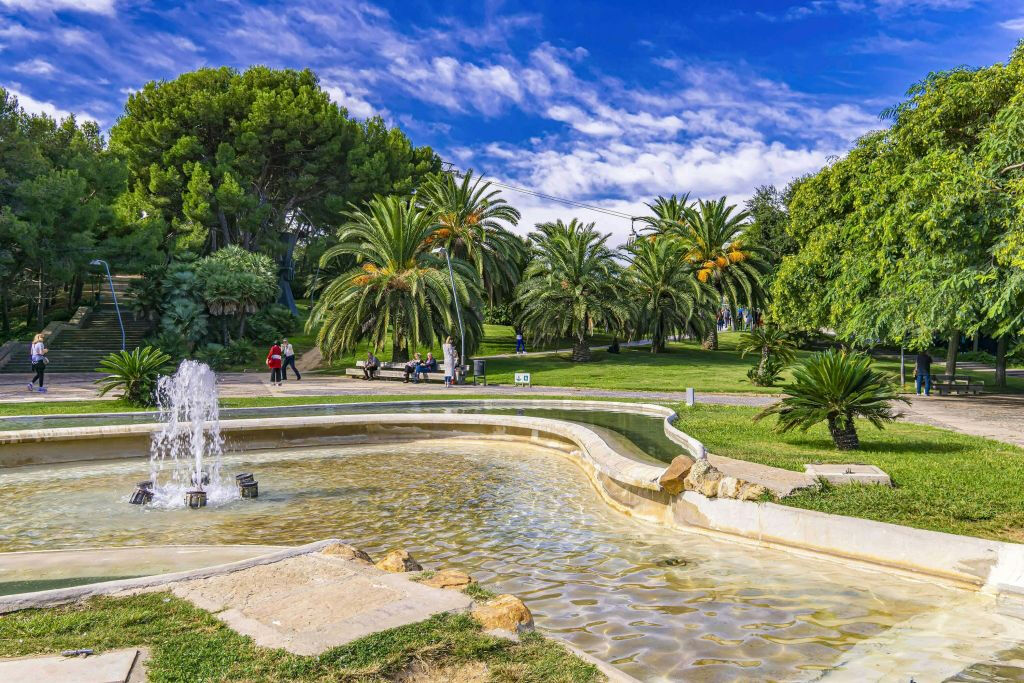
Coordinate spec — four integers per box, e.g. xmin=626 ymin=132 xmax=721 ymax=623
xmin=1000 ymin=17 xmax=1024 ymax=31
xmin=852 ymin=33 xmax=927 ymax=52
xmin=0 ymin=22 xmax=40 ymax=41
xmin=13 ymin=58 xmax=56 ymax=76
xmin=324 ymin=84 xmax=380 ymax=119
xmin=7 ymin=88 xmax=96 ymax=122
xmin=0 ymin=0 xmax=115 ymax=14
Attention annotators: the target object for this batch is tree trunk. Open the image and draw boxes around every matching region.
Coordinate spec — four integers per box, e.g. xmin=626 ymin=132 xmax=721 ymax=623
xmin=995 ymin=335 xmax=1008 ymax=389
xmin=221 ymin=317 xmax=229 ymax=345
xmin=238 ymin=312 xmax=247 ymax=339
xmin=760 ymin=346 xmax=769 ymax=373
xmin=972 ymin=332 xmax=980 ymax=352
xmin=703 ymin=325 xmax=718 ymax=350
xmin=946 ymin=329 xmax=960 ymax=378
xmin=71 ymin=275 xmax=84 ymax=308
xmin=0 ymin=288 xmax=8 ymax=336
xmin=571 ymin=338 xmax=592 ymax=362
xmin=37 ymin=270 xmax=45 ymax=327
xmin=827 ymin=414 xmax=860 ymax=450
xmin=391 ymin=335 xmax=408 ymax=363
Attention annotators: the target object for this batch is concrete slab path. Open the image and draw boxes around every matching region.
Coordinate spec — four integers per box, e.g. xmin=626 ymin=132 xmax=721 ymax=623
xmin=0 ymin=648 xmax=146 ymax=683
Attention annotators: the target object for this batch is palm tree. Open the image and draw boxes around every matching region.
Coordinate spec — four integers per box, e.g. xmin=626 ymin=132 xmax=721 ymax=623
xmin=417 ymin=170 xmax=526 ymax=305
xmin=737 ymin=326 xmax=796 ymax=374
xmin=306 ymin=195 xmax=483 ymax=362
xmin=755 ymin=349 xmax=907 ymax=450
xmin=665 ymin=197 xmax=771 ymax=349
xmin=636 ymin=194 xmax=691 ymax=234
xmin=516 ymin=219 xmax=628 ymax=362
xmin=623 ymin=237 xmax=713 ymax=352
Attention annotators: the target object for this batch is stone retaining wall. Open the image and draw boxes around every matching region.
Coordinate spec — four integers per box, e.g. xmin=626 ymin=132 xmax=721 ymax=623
xmin=2 ymin=410 xmax=1023 ymax=597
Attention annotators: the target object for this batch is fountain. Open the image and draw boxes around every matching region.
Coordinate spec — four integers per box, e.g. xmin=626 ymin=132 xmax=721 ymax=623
xmin=141 ymin=360 xmax=247 ymax=508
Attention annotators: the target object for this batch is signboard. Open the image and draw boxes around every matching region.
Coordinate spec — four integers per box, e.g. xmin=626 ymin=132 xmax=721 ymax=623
xmin=514 ymin=371 xmax=531 ymax=387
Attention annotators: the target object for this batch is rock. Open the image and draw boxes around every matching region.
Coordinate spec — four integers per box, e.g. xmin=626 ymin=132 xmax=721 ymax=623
xmin=471 ymin=594 xmax=534 ymax=634
xmin=737 ymin=482 xmax=767 ymax=501
xmin=684 ymin=459 xmax=723 ymax=498
xmin=375 ymin=549 xmax=423 ymax=573
xmin=320 ymin=543 xmax=373 ymax=565
xmin=421 ymin=569 xmax=474 ymax=590
xmin=717 ymin=476 xmax=741 ymax=499
xmin=658 ymin=454 xmax=696 ymax=495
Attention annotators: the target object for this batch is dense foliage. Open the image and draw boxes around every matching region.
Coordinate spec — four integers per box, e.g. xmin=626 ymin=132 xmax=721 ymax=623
xmin=771 ymin=44 xmax=1024 ymax=383
xmin=94 ymin=346 xmax=172 ymax=406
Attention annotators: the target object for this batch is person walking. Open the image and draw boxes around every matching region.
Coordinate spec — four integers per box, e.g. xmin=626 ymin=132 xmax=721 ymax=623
xmin=27 ymin=332 xmax=48 ymax=393
xmin=281 ymin=338 xmax=300 ymax=381
xmin=514 ymin=328 xmax=526 ymax=354
xmin=443 ymin=336 xmax=457 ymax=387
xmin=914 ymin=351 xmax=933 ymax=397
xmin=266 ymin=341 xmax=283 ymax=386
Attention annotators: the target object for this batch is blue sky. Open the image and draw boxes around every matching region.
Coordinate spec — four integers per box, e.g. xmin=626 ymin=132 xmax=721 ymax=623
xmin=1 ymin=0 xmax=1022 ymax=242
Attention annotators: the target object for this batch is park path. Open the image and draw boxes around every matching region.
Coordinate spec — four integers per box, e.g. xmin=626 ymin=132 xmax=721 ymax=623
xmin=1 ymin=370 xmax=1021 ymax=448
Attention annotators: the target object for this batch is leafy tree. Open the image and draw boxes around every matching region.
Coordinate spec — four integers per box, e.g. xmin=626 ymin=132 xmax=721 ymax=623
xmin=623 ymin=236 xmax=712 ymax=352
xmin=756 ymin=349 xmax=907 ymax=450
xmin=772 ymin=45 xmax=1024 ymax=384
xmin=417 ymin=170 xmax=525 ymax=305
xmin=516 ymin=219 xmax=627 ymax=362
xmin=744 ymin=184 xmax=799 ymax=265
xmin=307 ymin=195 xmax=482 ymax=361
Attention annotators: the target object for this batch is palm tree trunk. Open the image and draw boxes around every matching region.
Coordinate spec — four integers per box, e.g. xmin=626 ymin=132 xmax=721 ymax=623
xmin=760 ymin=346 xmax=769 ymax=373
xmin=827 ymin=415 xmax=860 ymax=450
xmin=703 ymin=325 xmax=718 ymax=350
xmin=392 ymin=335 xmax=408 ymax=363
xmin=995 ymin=335 xmax=1008 ymax=389
xmin=571 ymin=336 xmax=591 ymax=362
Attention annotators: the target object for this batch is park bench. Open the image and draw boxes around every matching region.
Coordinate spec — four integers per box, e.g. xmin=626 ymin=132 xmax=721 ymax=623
xmin=346 ymin=360 xmax=468 ymax=383
xmin=931 ymin=374 xmax=985 ymax=396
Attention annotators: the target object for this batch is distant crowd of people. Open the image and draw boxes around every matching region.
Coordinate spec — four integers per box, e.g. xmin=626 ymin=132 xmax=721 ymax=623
xmin=717 ymin=307 xmax=761 ymax=331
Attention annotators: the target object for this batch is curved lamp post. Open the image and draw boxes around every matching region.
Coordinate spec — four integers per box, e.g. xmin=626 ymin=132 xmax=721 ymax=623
xmin=90 ymin=259 xmax=125 ymax=351
xmin=432 ymin=246 xmax=464 ymax=383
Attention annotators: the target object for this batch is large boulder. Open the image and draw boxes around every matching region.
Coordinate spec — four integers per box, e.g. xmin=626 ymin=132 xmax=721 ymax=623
xmin=658 ymin=454 xmax=696 ymax=495
xmin=421 ymin=569 xmax=474 ymax=590
xmin=684 ymin=459 xmax=724 ymax=498
xmin=320 ymin=543 xmax=373 ymax=565
xmin=471 ymin=594 xmax=534 ymax=634
xmin=375 ymin=549 xmax=423 ymax=573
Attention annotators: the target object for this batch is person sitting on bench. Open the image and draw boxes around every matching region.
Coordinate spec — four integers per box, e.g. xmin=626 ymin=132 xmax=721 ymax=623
xmin=403 ymin=353 xmax=422 ymax=383
xmin=413 ymin=352 xmax=438 ymax=383
xmin=363 ymin=351 xmax=380 ymax=380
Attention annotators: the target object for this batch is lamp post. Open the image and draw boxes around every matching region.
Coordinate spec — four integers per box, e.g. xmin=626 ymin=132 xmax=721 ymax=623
xmin=432 ymin=246 xmax=464 ymax=383
xmin=90 ymin=259 xmax=125 ymax=351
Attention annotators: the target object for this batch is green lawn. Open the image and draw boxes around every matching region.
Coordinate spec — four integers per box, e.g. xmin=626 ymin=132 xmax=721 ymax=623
xmin=0 ymin=593 xmax=599 ymax=682
xmin=474 ymin=332 xmax=795 ymax=394
xmin=675 ymin=403 xmax=1024 ymax=542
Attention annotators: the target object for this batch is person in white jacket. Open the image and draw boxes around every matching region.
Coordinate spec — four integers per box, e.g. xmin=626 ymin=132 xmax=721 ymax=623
xmin=442 ymin=336 xmax=457 ymax=388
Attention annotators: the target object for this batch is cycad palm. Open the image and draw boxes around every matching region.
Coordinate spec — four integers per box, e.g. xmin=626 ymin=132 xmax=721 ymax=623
xmin=306 ymin=195 xmax=483 ymax=362
xmin=738 ymin=326 xmax=796 ymax=372
xmin=417 ymin=170 xmax=526 ymax=305
xmin=624 ymin=237 xmax=713 ymax=352
xmin=517 ymin=219 xmax=628 ymax=362
xmin=667 ymin=197 xmax=771 ymax=349
xmin=755 ymin=349 xmax=907 ymax=450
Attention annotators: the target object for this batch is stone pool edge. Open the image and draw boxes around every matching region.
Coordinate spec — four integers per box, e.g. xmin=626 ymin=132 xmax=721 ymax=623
xmin=2 ymin=409 xmax=1022 ymax=598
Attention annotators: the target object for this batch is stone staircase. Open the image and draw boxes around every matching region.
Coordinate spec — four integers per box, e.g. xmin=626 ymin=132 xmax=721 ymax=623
xmin=0 ymin=276 xmax=153 ymax=374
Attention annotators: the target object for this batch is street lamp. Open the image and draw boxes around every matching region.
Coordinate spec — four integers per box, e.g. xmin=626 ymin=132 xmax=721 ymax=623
xmin=90 ymin=259 xmax=125 ymax=351
xmin=432 ymin=246 xmax=464 ymax=383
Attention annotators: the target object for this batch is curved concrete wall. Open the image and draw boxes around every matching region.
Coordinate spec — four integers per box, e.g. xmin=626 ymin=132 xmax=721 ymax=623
xmin=2 ymin=408 xmax=1022 ymax=596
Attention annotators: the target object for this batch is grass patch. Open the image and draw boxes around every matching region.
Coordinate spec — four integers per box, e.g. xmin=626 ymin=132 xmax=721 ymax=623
xmin=0 ymin=593 xmax=601 ymax=682
xmin=674 ymin=403 xmax=1024 ymax=542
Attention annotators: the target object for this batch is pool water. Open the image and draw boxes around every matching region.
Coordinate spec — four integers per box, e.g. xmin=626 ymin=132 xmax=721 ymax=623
xmin=0 ymin=439 xmax=979 ymax=681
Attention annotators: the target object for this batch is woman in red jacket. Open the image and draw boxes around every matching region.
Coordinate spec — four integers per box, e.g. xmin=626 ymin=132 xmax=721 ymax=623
xmin=266 ymin=340 xmax=283 ymax=386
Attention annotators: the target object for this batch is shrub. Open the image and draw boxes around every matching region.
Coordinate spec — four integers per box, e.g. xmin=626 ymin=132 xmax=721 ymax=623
xmin=145 ymin=330 xmax=190 ymax=362
xmin=747 ymin=358 xmax=785 ymax=386
xmin=94 ymin=346 xmax=173 ymax=407
xmin=246 ymin=304 xmax=296 ymax=343
xmin=755 ymin=349 xmax=908 ymax=450
xmin=195 ymin=339 xmax=257 ymax=370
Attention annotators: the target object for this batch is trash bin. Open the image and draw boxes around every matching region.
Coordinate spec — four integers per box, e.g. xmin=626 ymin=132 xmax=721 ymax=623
xmin=473 ymin=358 xmax=486 ymax=385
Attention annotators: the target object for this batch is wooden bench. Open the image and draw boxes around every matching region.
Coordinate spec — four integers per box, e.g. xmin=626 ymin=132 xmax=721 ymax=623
xmin=346 ymin=360 xmax=468 ymax=383
xmin=931 ymin=374 xmax=985 ymax=396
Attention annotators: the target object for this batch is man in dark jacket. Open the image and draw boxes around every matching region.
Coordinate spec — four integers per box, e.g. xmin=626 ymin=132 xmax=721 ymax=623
xmin=914 ymin=351 xmax=932 ymax=396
